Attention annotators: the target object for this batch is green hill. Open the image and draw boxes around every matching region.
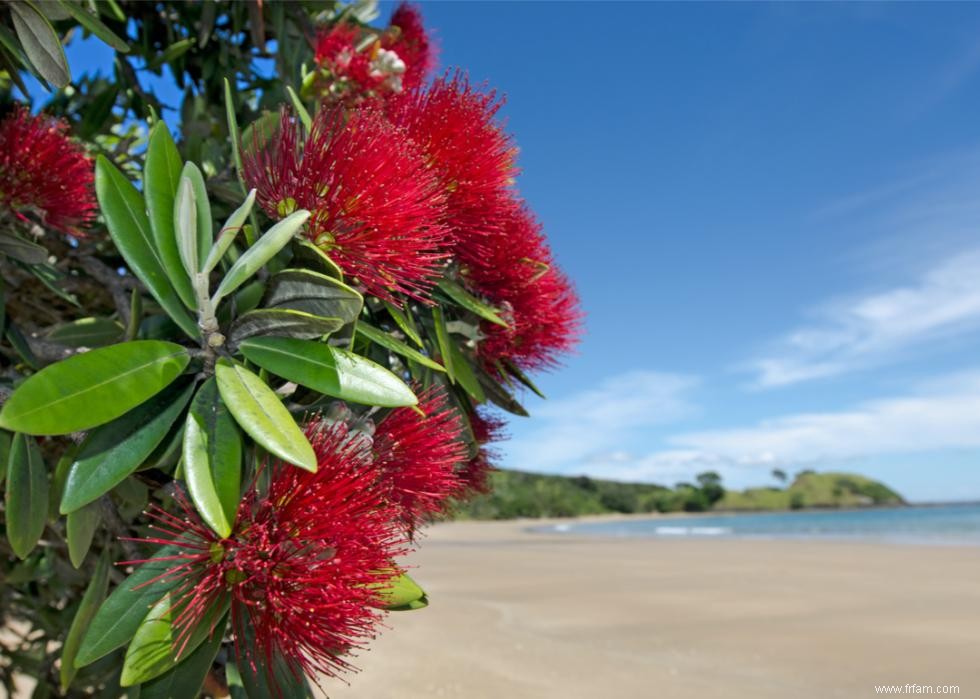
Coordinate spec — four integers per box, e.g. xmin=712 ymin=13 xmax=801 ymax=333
xmin=718 ymin=471 xmax=905 ymax=511
xmin=452 ymin=469 xmax=904 ymax=520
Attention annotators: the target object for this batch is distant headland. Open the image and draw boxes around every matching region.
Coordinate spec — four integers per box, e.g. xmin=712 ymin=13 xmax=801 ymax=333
xmin=452 ymin=468 xmax=905 ymax=520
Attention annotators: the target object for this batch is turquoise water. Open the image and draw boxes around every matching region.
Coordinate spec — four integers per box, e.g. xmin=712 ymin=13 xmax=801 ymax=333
xmin=540 ymin=503 xmax=980 ymax=546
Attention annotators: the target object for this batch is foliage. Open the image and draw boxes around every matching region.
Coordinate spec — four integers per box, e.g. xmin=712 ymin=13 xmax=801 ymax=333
xmin=454 ymin=469 xmax=905 ymax=520
xmin=0 ymin=2 xmax=580 ymax=696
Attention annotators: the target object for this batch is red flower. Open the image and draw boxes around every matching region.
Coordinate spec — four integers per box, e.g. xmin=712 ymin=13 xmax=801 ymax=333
xmin=134 ymin=423 xmax=408 ymax=683
xmin=457 ymin=409 xmax=506 ymax=497
xmin=242 ymin=106 xmax=450 ymax=302
xmin=0 ymin=106 xmax=95 ymax=235
xmin=314 ymin=22 xmax=407 ymax=101
xmin=386 ymin=74 xmax=518 ymax=254
xmin=464 ymin=204 xmax=582 ymax=373
xmin=384 ymin=3 xmax=436 ymax=91
xmin=373 ymin=385 xmax=466 ymax=527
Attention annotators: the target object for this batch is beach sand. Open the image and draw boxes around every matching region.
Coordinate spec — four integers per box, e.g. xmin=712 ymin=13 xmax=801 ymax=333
xmin=324 ymin=518 xmax=980 ymax=699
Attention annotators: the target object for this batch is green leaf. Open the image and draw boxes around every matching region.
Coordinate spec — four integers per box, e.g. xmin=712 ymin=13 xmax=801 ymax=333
xmin=447 ymin=340 xmax=486 ymax=403
xmin=238 ymin=624 xmax=310 ymax=699
xmin=204 ymin=189 xmax=255 ymax=273
xmin=10 ymin=1 xmax=69 ymax=88
xmin=224 ymin=77 xmax=246 ymax=190
xmin=143 ymin=122 xmax=196 ymax=310
xmin=76 ymin=545 xmax=183 ymax=666
xmin=60 ymin=379 xmax=195 ymax=513
xmin=183 ymin=378 xmax=242 ymax=537
xmin=55 ymin=0 xmax=129 ymax=52
xmin=432 ymin=306 xmax=455 ymax=382
xmin=292 ymin=239 xmax=343 ymax=279
xmin=356 ymin=322 xmax=444 ymax=372
xmin=0 ymin=340 xmax=191 ymax=436
xmin=5 ymin=322 xmax=38 ymax=369
xmin=179 ymin=162 xmax=213 ymax=269
xmin=239 ymin=337 xmax=417 ymax=408
xmin=0 ymin=231 xmax=49 ymax=264
xmin=228 ymin=308 xmax=343 ymax=347
xmin=502 ymin=358 xmax=546 ymax=399
xmin=139 ymin=616 xmax=225 ymax=699
xmin=212 ymin=210 xmax=311 ymax=305
xmin=214 ymin=358 xmax=317 ymax=472
xmin=66 ymin=500 xmax=100 ymax=568
xmin=285 ymin=85 xmax=312 ymax=131
xmin=0 ymin=430 xmax=11 ymax=487
xmin=146 ymin=37 xmax=193 ymax=70
xmin=375 ymin=572 xmax=427 ymax=609
xmin=96 ymin=155 xmax=199 ymax=339
xmin=4 ymin=434 xmax=48 ymax=559
xmin=60 ymin=551 xmax=111 ymax=691
xmin=174 ymin=175 xmax=199 ymax=278
xmin=384 ymin=300 xmax=423 ymax=347
xmin=477 ymin=366 xmax=529 ymax=417
xmin=120 ymin=591 xmax=229 ymax=686
xmin=438 ymin=278 xmax=508 ymax=327
xmin=263 ymin=268 xmax=362 ymax=322
xmin=46 ymin=317 xmax=124 ymax=348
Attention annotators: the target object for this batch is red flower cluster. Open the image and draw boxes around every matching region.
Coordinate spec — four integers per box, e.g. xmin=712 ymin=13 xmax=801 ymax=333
xmin=137 ymin=423 xmax=408 ymax=682
xmin=0 ymin=107 xmax=95 ymax=235
xmin=374 ymin=386 xmax=467 ymax=528
xmin=313 ymin=3 xmax=435 ymax=101
xmin=242 ymin=106 xmax=450 ymax=302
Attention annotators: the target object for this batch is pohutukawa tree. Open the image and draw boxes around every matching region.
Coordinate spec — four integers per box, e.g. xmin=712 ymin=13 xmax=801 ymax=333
xmin=0 ymin=2 xmax=580 ymax=696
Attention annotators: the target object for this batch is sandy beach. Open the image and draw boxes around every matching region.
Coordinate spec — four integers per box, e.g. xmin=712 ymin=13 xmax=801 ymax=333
xmin=324 ymin=518 xmax=980 ymax=699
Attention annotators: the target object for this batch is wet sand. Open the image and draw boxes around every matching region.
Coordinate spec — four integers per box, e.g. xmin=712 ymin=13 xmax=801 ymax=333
xmin=323 ymin=518 xmax=980 ymax=698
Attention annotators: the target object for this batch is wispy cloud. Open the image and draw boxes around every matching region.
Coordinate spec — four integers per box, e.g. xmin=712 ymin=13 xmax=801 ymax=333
xmin=745 ymin=248 xmax=980 ymax=388
xmin=504 ymin=371 xmax=698 ymax=472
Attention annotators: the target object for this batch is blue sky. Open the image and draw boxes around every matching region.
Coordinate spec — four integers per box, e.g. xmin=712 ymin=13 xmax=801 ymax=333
xmin=34 ymin=2 xmax=980 ymax=501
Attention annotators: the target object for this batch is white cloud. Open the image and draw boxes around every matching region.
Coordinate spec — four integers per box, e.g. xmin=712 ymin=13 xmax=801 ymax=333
xmin=536 ymin=370 xmax=980 ymax=489
xmin=503 ymin=371 xmax=698 ymax=472
xmin=747 ymin=248 xmax=980 ymax=387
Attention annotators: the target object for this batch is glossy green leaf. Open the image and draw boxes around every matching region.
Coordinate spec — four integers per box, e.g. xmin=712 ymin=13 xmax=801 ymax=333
xmin=263 ymin=268 xmax=362 ymax=322
xmin=228 ymin=308 xmax=343 ymax=347
xmin=96 ymin=155 xmax=199 ymax=338
xmin=356 ymin=322 xmax=444 ymax=372
xmin=10 ymin=1 xmax=69 ymax=87
xmin=47 ymin=317 xmax=124 ymax=347
xmin=144 ymin=122 xmax=196 ymax=310
xmin=66 ymin=500 xmax=100 ymax=568
xmin=76 ymin=545 xmax=183 ymax=666
xmin=0 ymin=340 xmax=191 ymax=436
xmin=146 ymin=37 xmax=193 ymax=70
xmin=55 ymin=0 xmax=129 ymax=52
xmin=0 ymin=430 xmax=11 ymax=486
xmin=438 ymin=278 xmax=508 ymax=327
xmin=120 ymin=590 xmax=230 ymax=686
xmin=204 ymin=189 xmax=256 ymax=273
xmin=5 ymin=321 xmax=38 ymax=370
xmin=285 ymin=85 xmax=312 ymax=131
xmin=213 ymin=210 xmax=311 ymax=305
xmin=214 ymin=358 xmax=317 ymax=472
xmin=240 ymin=337 xmax=417 ymax=408
xmin=174 ymin=175 xmax=199 ymax=277
xmin=4 ymin=434 xmax=48 ymax=559
xmin=139 ymin=616 xmax=226 ymax=699
xmin=375 ymin=572 xmax=427 ymax=609
xmin=179 ymin=162 xmax=213 ymax=268
xmin=60 ymin=551 xmax=110 ymax=691
xmin=183 ymin=378 xmax=242 ymax=537
xmin=292 ymin=239 xmax=343 ymax=279
xmin=60 ymin=380 xmax=195 ymax=513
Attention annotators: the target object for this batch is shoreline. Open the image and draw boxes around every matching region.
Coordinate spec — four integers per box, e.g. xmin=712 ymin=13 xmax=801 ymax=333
xmin=324 ymin=518 xmax=980 ymax=698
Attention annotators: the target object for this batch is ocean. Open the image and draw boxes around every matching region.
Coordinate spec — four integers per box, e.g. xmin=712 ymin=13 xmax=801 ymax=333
xmin=540 ymin=503 xmax=980 ymax=546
